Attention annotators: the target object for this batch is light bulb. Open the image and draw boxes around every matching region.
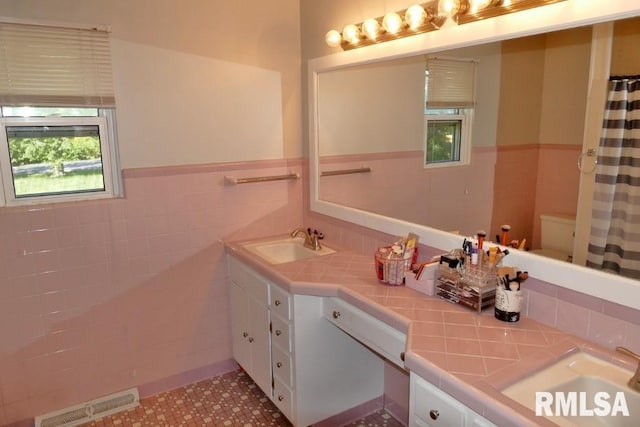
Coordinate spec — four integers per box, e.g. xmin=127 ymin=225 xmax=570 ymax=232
xmin=382 ymin=12 xmax=403 ymax=34
xmin=438 ymin=0 xmax=462 ymax=17
xmin=469 ymin=0 xmax=493 ymax=13
xmin=405 ymin=5 xmax=427 ymax=30
xmin=342 ymin=24 xmax=360 ymax=44
xmin=361 ymin=18 xmax=381 ymax=40
xmin=325 ymin=29 xmax=342 ymax=47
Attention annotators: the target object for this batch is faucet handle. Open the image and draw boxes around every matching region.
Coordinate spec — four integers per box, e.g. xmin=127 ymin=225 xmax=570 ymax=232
xmin=313 ymin=229 xmax=324 ymax=240
xmin=617 ymin=347 xmax=640 ymax=362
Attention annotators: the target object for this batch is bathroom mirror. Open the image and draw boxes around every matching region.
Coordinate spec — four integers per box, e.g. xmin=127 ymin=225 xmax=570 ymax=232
xmin=317 ymin=32 xmax=585 ymax=248
xmin=308 ymin=1 xmax=640 ymax=310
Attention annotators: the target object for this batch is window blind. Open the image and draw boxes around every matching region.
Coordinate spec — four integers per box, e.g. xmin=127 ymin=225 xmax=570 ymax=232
xmin=0 ymin=22 xmax=115 ymax=107
xmin=425 ymin=57 xmax=476 ymax=109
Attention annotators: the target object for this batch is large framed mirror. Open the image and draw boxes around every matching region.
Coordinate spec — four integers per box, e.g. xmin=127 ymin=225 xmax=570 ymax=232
xmin=308 ymin=0 xmax=640 ymax=310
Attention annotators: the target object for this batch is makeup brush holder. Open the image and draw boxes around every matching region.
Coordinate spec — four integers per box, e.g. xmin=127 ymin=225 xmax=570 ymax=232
xmin=494 ymin=285 xmax=523 ymax=322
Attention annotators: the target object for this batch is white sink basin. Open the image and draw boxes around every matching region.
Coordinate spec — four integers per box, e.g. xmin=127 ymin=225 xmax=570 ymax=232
xmin=502 ymin=352 xmax=639 ymax=426
xmin=242 ymin=237 xmax=335 ymax=264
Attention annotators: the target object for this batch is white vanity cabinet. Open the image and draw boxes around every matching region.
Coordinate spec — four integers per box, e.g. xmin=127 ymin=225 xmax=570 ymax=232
xmin=410 ymin=373 xmax=496 ymax=427
xmin=228 ymin=256 xmax=386 ymax=426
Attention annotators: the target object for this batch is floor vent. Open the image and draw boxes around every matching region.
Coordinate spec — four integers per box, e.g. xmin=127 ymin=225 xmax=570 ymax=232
xmin=34 ymin=387 xmax=139 ymax=427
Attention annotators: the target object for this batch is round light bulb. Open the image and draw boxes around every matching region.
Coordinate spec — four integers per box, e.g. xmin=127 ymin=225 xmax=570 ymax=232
xmin=361 ymin=18 xmax=381 ymax=40
xmin=469 ymin=0 xmax=492 ymax=13
xmin=325 ymin=29 xmax=342 ymax=47
xmin=342 ymin=24 xmax=361 ymax=44
xmin=382 ymin=12 xmax=403 ymax=34
xmin=438 ymin=0 xmax=462 ymax=17
xmin=405 ymin=5 xmax=427 ymax=30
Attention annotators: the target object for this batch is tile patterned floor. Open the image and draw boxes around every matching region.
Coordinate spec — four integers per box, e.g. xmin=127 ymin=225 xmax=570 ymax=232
xmin=82 ymin=369 xmax=403 ymax=427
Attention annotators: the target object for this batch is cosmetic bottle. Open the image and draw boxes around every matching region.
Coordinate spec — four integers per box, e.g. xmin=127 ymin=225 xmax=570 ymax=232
xmin=471 ymin=244 xmax=478 ymax=266
xmin=500 ymin=225 xmax=511 ymax=246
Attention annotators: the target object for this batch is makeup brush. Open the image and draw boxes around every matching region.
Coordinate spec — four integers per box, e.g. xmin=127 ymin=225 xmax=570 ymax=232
xmin=476 ymin=230 xmax=486 ymax=250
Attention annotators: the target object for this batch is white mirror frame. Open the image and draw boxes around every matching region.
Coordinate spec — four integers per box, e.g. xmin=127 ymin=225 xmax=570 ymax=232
xmin=309 ymin=0 xmax=640 ymax=310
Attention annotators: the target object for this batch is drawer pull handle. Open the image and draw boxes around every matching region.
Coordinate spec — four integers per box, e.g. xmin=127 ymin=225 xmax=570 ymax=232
xmin=248 ymin=337 xmax=254 ymax=343
xmin=243 ymin=332 xmax=248 ymax=338
xmin=278 ymin=395 xmax=284 ymax=402
xmin=275 ymin=330 xmax=282 ymax=336
xmin=275 ymin=300 xmax=281 ymax=306
xmin=400 ymin=352 xmax=405 ymax=361
xmin=332 ymin=310 xmax=341 ymax=319
xmin=276 ymin=362 xmax=283 ymax=368
xmin=429 ymin=409 xmax=439 ymax=420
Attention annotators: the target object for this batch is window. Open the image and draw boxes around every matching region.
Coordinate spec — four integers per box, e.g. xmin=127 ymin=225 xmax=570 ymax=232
xmin=424 ymin=57 xmax=476 ymax=168
xmin=0 ymin=22 xmax=120 ymax=206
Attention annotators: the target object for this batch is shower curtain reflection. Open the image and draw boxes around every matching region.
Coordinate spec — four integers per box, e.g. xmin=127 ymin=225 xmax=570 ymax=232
xmin=587 ymin=76 xmax=640 ymax=279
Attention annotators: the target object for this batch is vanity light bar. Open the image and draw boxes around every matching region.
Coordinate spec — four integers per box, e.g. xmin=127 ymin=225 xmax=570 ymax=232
xmin=326 ymin=0 xmax=567 ymax=51
xmin=458 ymin=0 xmax=567 ymax=24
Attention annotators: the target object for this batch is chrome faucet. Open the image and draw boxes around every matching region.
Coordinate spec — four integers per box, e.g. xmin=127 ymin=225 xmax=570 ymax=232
xmin=290 ymin=227 xmax=324 ymax=251
xmin=616 ymin=347 xmax=640 ymax=392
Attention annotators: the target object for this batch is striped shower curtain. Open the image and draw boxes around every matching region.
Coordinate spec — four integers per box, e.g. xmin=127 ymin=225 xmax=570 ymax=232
xmin=586 ymin=76 xmax=640 ymax=279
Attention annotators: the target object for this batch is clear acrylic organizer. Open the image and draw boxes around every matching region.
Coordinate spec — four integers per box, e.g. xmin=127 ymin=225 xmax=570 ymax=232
xmin=435 ymin=263 xmax=497 ymax=313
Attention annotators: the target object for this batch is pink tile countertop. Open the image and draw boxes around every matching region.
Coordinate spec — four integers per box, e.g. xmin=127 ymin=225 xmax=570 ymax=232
xmin=224 ymin=236 xmax=638 ymax=427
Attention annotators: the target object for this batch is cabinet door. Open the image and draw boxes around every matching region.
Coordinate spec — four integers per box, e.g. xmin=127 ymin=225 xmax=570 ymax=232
xmin=248 ymin=294 xmax=271 ymax=397
xmin=230 ymin=281 xmax=251 ymax=371
xmin=230 ymin=280 xmax=272 ymax=397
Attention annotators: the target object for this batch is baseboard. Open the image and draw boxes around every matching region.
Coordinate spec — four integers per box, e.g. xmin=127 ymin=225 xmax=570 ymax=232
xmin=137 ymin=359 xmax=239 ymax=398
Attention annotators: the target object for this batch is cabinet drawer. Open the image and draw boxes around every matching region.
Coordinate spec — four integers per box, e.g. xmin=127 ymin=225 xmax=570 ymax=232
xmin=323 ymin=297 xmax=406 ymax=368
xmin=271 ymin=314 xmax=292 ymax=352
xmin=228 ymin=257 xmax=269 ymax=304
xmin=412 ymin=374 xmax=465 ymax=427
xmin=270 ymin=285 xmax=291 ymax=320
xmin=271 ymin=344 xmax=293 ymax=387
xmin=273 ymin=377 xmax=294 ymax=423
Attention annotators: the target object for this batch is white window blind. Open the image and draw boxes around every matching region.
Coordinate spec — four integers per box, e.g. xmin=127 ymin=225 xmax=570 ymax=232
xmin=0 ymin=22 xmax=115 ymax=107
xmin=425 ymin=57 xmax=476 ymax=109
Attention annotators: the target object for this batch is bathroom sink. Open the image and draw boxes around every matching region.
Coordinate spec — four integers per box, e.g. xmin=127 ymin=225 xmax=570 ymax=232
xmin=502 ymin=352 xmax=639 ymax=426
xmin=242 ymin=237 xmax=335 ymax=264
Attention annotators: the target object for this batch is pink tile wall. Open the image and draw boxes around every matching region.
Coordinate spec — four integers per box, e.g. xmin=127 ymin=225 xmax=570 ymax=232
xmin=319 ymin=148 xmax=496 ymax=236
xmin=522 ymin=278 xmax=640 ymax=351
xmin=0 ymin=159 xmax=303 ymax=426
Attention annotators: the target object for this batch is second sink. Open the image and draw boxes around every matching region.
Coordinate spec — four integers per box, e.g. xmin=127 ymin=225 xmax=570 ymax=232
xmin=502 ymin=351 xmax=639 ymax=426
